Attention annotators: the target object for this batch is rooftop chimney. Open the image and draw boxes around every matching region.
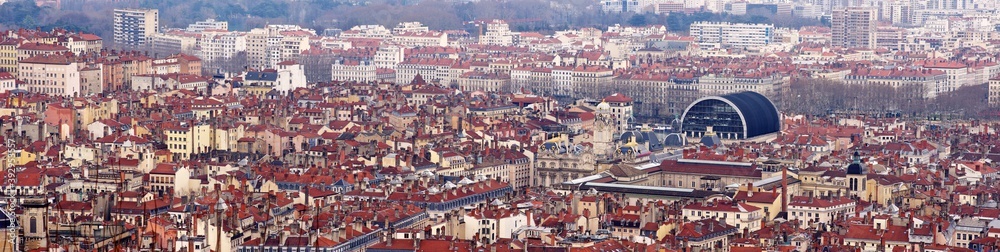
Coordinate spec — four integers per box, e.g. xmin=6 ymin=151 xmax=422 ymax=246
xmin=781 ymin=166 xmax=788 ymax=213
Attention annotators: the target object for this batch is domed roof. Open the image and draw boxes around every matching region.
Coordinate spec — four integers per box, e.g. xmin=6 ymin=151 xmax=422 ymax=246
xmin=846 ymin=163 xmax=864 ymax=175
xmin=847 ymin=151 xmax=865 ymax=175
xmin=664 ymin=133 xmax=686 ymax=147
xmin=619 ymin=130 xmax=647 ymax=143
xmin=680 ymin=91 xmax=780 ymax=139
xmin=701 ymin=134 xmax=722 ymax=147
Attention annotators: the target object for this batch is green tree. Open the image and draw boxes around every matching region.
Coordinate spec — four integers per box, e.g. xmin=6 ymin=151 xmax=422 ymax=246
xmin=627 ymin=14 xmax=648 ymax=27
xmin=249 ymin=0 xmax=289 ymax=19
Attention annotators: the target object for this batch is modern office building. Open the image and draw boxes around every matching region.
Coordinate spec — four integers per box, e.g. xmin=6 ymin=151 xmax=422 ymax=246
xmin=114 ymin=8 xmax=159 ymax=47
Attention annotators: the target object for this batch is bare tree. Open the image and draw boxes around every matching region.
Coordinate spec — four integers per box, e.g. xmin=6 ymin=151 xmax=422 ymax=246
xmin=784 ymin=77 xmax=988 ymax=119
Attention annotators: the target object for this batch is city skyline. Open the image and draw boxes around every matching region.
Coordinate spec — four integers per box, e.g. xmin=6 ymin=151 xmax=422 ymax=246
xmin=0 ymin=0 xmax=999 ymax=251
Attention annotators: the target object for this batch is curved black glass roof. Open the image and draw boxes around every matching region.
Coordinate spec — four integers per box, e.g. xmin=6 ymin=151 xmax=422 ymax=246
xmin=718 ymin=91 xmax=780 ymax=138
xmin=682 ymin=91 xmax=780 ymax=139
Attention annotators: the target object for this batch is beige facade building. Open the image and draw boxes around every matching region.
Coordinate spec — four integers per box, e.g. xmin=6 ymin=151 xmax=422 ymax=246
xmin=787 ymin=196 xmax=855 ymax=230
xmin=246 ymin=25 xmax=313 ymax=70
xmin=164 ymin=122 xmax=214 ymax=160
xmin=16 ymin=43 xmax=70 ymax=63
xmin=79 ymin=65 xmax=103 ymax=95
xmin=683 ymin=201 xmax=764 ymax=234
xmin=392 ymin=31 xmax=448 ymax=47
xmin=331 ymin=60 xmax=377 ymax=82
xmin=0 ymin=39 xmax=18 ymax=75
xmin=457 ymin=71 xmax=510 ymax=92
xmin=18 ymin=53 xmax=80 ymax=96
xmin=149 ymin=31 xmax=199 ymax=55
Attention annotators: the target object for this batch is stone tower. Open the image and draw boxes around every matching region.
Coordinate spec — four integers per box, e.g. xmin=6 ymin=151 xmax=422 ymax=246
xmin=19 ymin=197 xmax=48 ymax=251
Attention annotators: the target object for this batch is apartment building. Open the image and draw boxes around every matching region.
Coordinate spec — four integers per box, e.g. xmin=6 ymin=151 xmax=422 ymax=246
xmin=0 ymin=39 xmax=18 ymax=75
xmin=16 ymin=43 xmax=70 ymax=63
xmin=600 ymin=0 xmax=640 ymax=13
xmin=696 ymin=73 xmax=787 ymax=99
xmin=611 ymin=73 xmax=699 ymax=118
xmin=163 ymin=122 xmax=213 ymax=160
xmin=277 ymin=35 xmax=311 ymax=69
xmin=392 ymin=31 xmax=448 ymax=47
xmin=18 ymin=53 xmax=80 ymax=96
xmin=101 ymin=53 xmax=153 ymax=91
xmin=393 ymin=22 xmax=430 ymax=34
xmin=787 ymin=196 xmax=855 ymax=230
xmin=0 ymin=72 xmax=15 ymax=93
xmin=185 ymin=19 xmax=228 ymax=32
xmin=922 ymin=61 xmax=972 ymax=94
xmin=683 ymin=200 xmax=764 ymax=234
xmin=843 ymin=68 xmax=947 ymax=98
xmin=481 ymin=20 xmax=514 ymax=46
xmin=331 ymin=60 xmax=377 ymax=82
xmin=456 ymin=71 xmax=510 ymax=92
xmin=510 ymin=67 xmax=553 ymax=95
xmin=989 ymin=76 xmax=1000 ymax=107
xmin=340 ymin=25 xmax=392 ymax=40
xmin=79 ymin=65 xmax=102 ymax=95
xmin=689 ymin=22 xmax=775 ymax=49
xmin=114 ymin=8 xmax=159 ymax=46
xmin=198 ymin=32 xmax=247 ymax=72
xmin=246 ymin=25 xmax=313 ymax=70
xmin=551 ymin=65 xmax=614 ymax=102
xmin=875 ymin=26 xmax=906 ymax=51
xmin=59 ymin=34 xmax=103 ymax=56
xmin=274 ymin=61 xmax=306 ymax=94
xmin=462 ymin=208 xmax=532 ymax=244
xmin=149 ymin=31 xmax=199 ymax=56
xmin=374 ymin=45 xmax=404 ymax=69
xmin=831 ymin=7 xmax=877 ymax=48
xmin=395 ymin=58 xmax=455 ymax=84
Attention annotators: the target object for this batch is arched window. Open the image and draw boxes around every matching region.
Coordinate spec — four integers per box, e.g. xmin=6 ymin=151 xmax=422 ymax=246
xmin=30 ymin=217 xmax=37 ymax=233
